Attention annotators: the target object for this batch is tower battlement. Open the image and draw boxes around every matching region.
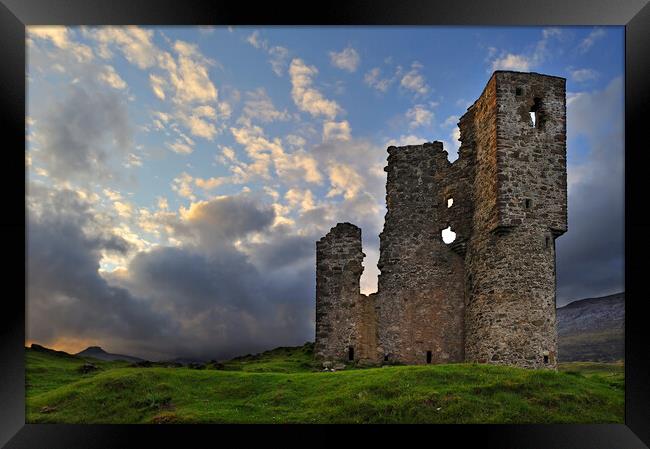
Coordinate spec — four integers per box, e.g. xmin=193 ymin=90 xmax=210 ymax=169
xmin=315 ymin=71 xmax=567 ymax=369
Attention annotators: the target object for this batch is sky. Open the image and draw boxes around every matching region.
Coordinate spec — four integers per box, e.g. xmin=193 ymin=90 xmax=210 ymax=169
xmin=26 ymin=26 xmax=624 ymax=361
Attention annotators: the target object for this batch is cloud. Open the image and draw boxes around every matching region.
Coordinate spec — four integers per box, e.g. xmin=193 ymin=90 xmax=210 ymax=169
xmin=322 ymin=120 xmax=352 ymax=142
xmin=578 ymin=28 xmax=606 ymax=53
xmin=150 ymin=46 xmax=228 ymax=144
xmin=29 ymin=26 xmax=71 ymax=48
xmin=556 ymin=77 xmax=624 ymax=304
xmin=171 ymin=172 xmax=196 ymax=200
xmin=28 ymin=185 xmax=316 ymax=360
xmin=179 ymin=195 xmax=275 ymax=243
xmin=98 ymin=65 xmax=127 ymax=89
xmin=489 ymin=27 xmax=563 ymax=72
xmin=364 ymin=67 xmax=393 ymax=92
xmin=268 ymin=46 xmax=290 ymax=76
xmin=229 ymin=121 xmax=323 ymax=184
xmin=242 ymin=88 xmax=291 ymax=123
xmin=289 ymin=58 xmax=342 ymax=119
xmin=400 ymin=62 xmax=430 ymax=97
xmin=285 ymin=188 xmax=316 ymax=212
xmin=29 ymin=26 xmax=94 ymax=62
xmin=149 ymin=74 xmax=167 ymax=100
xmin=570 ymin=68 xmax=599 ymax=82
xmin=33 ymin=78 xmax=132 ymax=182
xmin=167 ymin=141 xmax=194 ymax=155
xmin=194 ymin=176 xmax=228 ymax=192
xmin=406 ymin=104 xmax=434 ymax=129
xmin=27 ymin=186 xmax=177 ymax=358
xmin=491 ymin=53 xmax=531 ymax=71
xmin=165 ymin=40 xmax=218 ymax=105
xmin=246 ymin=30 xmax=268 ymax=50
xmin=246 ymin=31 xmax=290 ymax=76
xmin=327 ymin=164 xmax=365 ymax=200
xmin=88 ymin=26 xmax=159 ymax=69
xmin=329 ymin=46 xmax=360 ymax=72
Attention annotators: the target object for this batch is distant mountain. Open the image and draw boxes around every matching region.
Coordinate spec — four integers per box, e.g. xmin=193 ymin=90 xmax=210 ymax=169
xmin=75 ymin=346 xmax=144 ymax=363
xmin=29 ymin=343 xmax=78 ymax=359
xmin=556 ymin=292 xmax=624 ymax=362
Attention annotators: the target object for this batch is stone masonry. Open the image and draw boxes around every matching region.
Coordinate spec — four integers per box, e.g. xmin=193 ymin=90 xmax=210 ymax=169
xmin=314 ymin=71 xmax=567 ymax=369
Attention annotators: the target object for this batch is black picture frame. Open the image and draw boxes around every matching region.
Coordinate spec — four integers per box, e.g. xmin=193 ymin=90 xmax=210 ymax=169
xmin=2 ymin=0 xmax=649 ymax=447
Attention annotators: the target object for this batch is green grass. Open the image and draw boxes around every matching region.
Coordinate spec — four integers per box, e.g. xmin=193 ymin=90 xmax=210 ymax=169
xmin=220 ymin=343 xmax=320 ymax=373
xmin=25 ymin=347 xmax=130 ymax=397
xmin=26 ymin=344 xmax=624 ymax=424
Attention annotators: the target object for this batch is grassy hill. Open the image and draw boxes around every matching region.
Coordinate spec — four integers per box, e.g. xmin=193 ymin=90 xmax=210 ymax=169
xmin=25 ymin=344 xmax=624 ymax=424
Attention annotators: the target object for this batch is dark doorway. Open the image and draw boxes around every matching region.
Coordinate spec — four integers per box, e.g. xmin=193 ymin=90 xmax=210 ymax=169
xmin=383 ymin=354 xmax=389 ymax=362
xmin=348 ymin=346 xmax=354 ymax=361
xmin=543 ymin=355 xmax=549 ymax=364
xmin=426 ymin=351 xmax=432 ymax=364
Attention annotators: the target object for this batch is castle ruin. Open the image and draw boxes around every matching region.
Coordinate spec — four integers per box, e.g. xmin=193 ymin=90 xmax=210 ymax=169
xmin=315 ymin=71 xmax=567 ymax=369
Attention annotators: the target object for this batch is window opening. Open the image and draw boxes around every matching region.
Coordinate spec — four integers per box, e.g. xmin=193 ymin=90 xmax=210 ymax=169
xmin=530 ymin=97 xmax=542 ymax=128
xmin=441 ymin=226 xmax=457 ymax=244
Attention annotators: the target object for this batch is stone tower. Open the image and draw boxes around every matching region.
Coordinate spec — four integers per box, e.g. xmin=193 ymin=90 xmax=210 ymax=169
xmin=462 ymin=71 xmax=567 ymax=369
xmin=314 ymin=223 xmax=377 ymax=363
xmin=314 ymin=71 xmax=567 ymax=369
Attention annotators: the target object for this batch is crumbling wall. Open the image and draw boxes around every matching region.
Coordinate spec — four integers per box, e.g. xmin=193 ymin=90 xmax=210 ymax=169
xmin=375 ymin=142 xmax=465 ymax=364
xmin=314 ymin=223 xmax=376 ymax=363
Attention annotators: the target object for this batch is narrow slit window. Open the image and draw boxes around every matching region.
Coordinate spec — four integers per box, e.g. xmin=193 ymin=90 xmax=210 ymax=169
xmin=426 ymin=351 xmax=432 ymax=364
xmin=543 ymin=355 xmax=549 ymax=364
xmin=515 ymin=87 xmax=523 ymax=96
xmin=348 ymin=346 xmax=354 ymax=361
xmin=447 ymin=197 xmax=453 ymax=208
xmin=530 ymin=97 xmax=542 ymax=128
xmin=525 ymin=199 xmax=531 ymax=209
xmin=545 ymin=236 xmax=550 ymax=248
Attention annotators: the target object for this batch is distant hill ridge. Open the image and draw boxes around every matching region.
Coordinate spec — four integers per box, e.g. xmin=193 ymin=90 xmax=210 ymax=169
xmin=556 ymin=292 xmax=624 ymax=362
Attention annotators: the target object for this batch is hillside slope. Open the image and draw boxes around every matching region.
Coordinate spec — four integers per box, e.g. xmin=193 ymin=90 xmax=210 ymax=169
xmin=26 ymin=344 xmax=623 ymax=424
xmin=557 ymin=292 xmax=624 ymax=362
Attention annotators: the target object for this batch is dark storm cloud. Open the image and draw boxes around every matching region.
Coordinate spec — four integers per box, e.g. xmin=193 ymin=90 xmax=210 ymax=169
xmin=176 ymin=195 xmax=275 ymax=248
xmin=245 ymin=231 xmax=315 ymax=270
xmin=36 ymin=83 xmax=132 ymax=181
xmin=555 ymin=77 xmax=624 ymax=305
xmin=26 ymin=187 xmax=178 ymax=350
xmin=28 ymin=189 xmax=315 ymax=360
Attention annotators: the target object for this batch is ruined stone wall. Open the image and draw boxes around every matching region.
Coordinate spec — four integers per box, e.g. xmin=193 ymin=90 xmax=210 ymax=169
xmin=314 ymin=223 xmax=376 ymax=363
xmin=375 ymin=142 xmax=465 ymax=365
xmin=314 ymin=71 xmax=566 ymax=370
xmin=463 ymin=72 xmax=567 ymax=369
